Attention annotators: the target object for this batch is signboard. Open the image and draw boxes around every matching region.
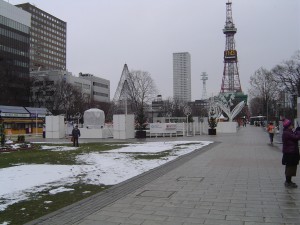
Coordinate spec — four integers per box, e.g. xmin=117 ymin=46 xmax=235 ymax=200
xmin=224 ymin=50 xmax=237 ymax=61
xmin=150 ymin=123 xmax=177 ymax=134
xmin=30 ymin=113 xmax=46 ymax=118
xmin=1 ymin=113 xmax=30 ymax=118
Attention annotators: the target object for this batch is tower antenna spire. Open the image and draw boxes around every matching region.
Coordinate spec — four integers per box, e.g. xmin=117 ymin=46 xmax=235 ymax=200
xmin=220 ymin=0 xmax=242 ymax=93
xmin=200 ymin=72 xmax=208 ymax=100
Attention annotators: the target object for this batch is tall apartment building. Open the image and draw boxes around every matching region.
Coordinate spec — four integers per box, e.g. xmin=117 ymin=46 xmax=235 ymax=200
xmin=16 ymin=3 xmax=67 ymax=71
xmin=0 ymin=0 xmax=31 ymax=106
xmin=173 ymin=52 xmax=191 ymax=102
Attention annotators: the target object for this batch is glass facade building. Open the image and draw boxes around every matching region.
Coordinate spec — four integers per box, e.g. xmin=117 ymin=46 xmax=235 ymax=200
xmin=0 ymin=0 xmax=31 ymax=106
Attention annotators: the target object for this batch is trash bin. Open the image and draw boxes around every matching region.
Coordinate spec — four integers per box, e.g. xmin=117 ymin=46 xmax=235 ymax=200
xmin=42 ymin=125 xmax=45 ymax=138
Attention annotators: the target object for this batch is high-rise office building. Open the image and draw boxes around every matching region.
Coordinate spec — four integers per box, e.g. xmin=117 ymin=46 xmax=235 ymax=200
xmin=16 ymin=3 xmax=67 ymax=71
xmin=173 ymin=52 xmax=191 ymax=102
xmin=0 ymin=0 xmax=31 ymax=106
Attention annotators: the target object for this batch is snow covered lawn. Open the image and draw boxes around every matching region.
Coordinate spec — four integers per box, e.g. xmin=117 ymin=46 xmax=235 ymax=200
xmin=0 ymin=140 xmax=211 ymax=213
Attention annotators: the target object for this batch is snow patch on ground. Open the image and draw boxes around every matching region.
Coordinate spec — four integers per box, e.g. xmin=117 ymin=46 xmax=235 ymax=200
xmin=0 ymin=140 xmax=212 ymax=212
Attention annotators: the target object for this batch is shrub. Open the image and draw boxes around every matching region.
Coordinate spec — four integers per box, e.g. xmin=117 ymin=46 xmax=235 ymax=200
xmin=17 ymin=135 xmax=25 ymax=143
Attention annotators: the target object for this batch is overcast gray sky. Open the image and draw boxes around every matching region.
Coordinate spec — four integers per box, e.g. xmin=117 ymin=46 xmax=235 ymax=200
xmin=8 ymin=0 xmax=300 ymax=100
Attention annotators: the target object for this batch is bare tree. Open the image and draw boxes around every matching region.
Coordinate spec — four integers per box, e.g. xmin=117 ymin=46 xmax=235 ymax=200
xmin=248 ymin=67 xmax=279 ymax=119
xmin=126 ymin=70 xmax=157 ymax=130
xmin=272 ymin=50 xmax=300 ymax=97
xmin=161 ymin=98 xmax=174 ymax=117
xmin=89 ymin=100 xmax=112 ymax=122
xmin=50 ymin=81 xmax=82 ymax=117
xmin=30 ymin=76 xmax=54 ymax=107
xmin=127 ymin=70 xmax=157 ymax=110
xmin=33 ymin=79 xmax=86 ymax=118
xmin=172 ymin=98 xmax=187 ymax=117
xmin=249 ymin=97 xmax=264 ymax=116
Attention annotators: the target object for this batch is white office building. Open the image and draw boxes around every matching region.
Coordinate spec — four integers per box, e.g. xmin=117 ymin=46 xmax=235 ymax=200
xmin=79 ymin=73 xmax=110 ymax=103
xmin=173 ymin=52 xmax=191 ymax=102
xmin=30 ymin=70 xmax=110 ymax=108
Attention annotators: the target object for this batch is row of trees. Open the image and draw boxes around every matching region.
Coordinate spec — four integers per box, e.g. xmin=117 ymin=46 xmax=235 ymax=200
xmin=30 ymin=77 xmax=111 ymax=121
xmin=110 ymin=70 xmax=212 ymax=131
xmin=30 ymin=70 xmax=196 ymax=126
xmin=110 ymin=70 xmax=196 ymax=129
xmin=249 ymin=50 xmax=300 ymax=121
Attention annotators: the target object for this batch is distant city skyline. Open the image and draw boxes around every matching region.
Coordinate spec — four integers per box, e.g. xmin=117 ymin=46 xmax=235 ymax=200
xmin=7 ymin=0 xmax=300 ymax=100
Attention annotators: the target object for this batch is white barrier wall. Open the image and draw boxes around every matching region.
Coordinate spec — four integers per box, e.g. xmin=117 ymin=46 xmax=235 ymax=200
xmin=80 ymin=128 xmax=104 ymax=138
xmin=217 ymin=121 xmax=238 ymax=133
xmin=202 ymin=119 xmax=209 ymax=135
xmin=150 ymin=123 xmax=176 ymax=133
xmin=113 ymin=114 xmax=135 ymax=139
xmin=45 ymin=115 xmax=65 ymax=138
xmin=149 ymin=123 xmax=177 ymax=137
xmin=147 ymin=121 xmax=238 ymax=136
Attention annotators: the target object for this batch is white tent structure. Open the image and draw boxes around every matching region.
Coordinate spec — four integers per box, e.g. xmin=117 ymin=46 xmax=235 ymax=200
xmin=83 ymin=108 xmax=105 ymax=129
xmin=79 ymin=108 xmax=114 ymax=138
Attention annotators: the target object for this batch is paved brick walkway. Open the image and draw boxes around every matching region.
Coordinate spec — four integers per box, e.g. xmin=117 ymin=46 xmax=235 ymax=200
xmin=26 ymin=126 xmax=300 ymax=225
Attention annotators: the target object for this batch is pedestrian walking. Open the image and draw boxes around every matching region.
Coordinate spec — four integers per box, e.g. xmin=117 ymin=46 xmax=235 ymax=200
xmin=72 ymin=125 xmax=81 ymax=147
xmin=282 ymin=119 xmax=300 ymax=188
xmin=267 ymin=122 xmax=275 ymax=144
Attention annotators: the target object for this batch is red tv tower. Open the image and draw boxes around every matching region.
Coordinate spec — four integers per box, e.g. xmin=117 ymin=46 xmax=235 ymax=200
xmin=220 ymin=0 xmax=242 ymax=93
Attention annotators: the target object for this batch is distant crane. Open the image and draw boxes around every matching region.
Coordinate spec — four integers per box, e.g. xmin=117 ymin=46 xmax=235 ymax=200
xmin=201 ymin=72 xmax=208 ymax=99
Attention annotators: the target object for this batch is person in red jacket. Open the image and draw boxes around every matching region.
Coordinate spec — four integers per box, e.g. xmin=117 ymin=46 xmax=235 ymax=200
xmin=267 ymin=122 xmax=275 ymax=144
xmin=282 ymin=119 xmax=300 ymax=188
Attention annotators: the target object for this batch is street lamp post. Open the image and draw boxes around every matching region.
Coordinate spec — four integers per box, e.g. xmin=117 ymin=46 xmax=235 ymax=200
xmin=288 ymin=93 xmax=298 ymax=121
xmin=184 ymin=106 xmax=192 ymax=136
xmin=266 ymin=100 xmax=269 ymax=123
xmin=35 ymin=110 xmax=38 ymax=136
xmin=0 ymin=110 xmax=5 ymax=146
xmin=75 ymin=112 xmax=82 ymax=126
xmin=291 ymin=93 xmax=297 ymax=120
xmin=296 ymin=97 xmax=300 ymax=118
xmin=151 ymin=109 xmax=154 ymax=123
xmin=148 ymin=107 xmax=154 ymax=123
xmin=166 ymin=112 xmax=171 ymax=123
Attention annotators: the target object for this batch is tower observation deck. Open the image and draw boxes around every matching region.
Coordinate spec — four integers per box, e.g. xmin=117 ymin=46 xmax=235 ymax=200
xmin=220 ymin=0 xmax=242 ymax=93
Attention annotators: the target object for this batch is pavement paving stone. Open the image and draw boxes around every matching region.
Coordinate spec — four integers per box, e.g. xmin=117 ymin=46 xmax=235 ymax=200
xmin=166 ymin=216 xmax=205 ymax=224
xmin=80 ymin=221 xmax=119 ymax=225
xmin=244 ymin=223 xmax=284 ymax=225
xmin=203 ymin=218 xmax=244 ymax=225
xmin=25 ymin=127 xmax=300 ymax=225
xmin=142 ymin=221 xmax=184 ymax=225
xmin=106 ymin=216 xmax=145 ymax=224
xmin=129 ymin=213 xmax=168 ymax=221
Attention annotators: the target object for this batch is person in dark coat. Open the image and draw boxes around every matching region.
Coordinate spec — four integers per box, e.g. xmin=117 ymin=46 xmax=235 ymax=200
xmin=282 ymin=119 xmax=300 ymax=188
xmin=72 ymin=125 xmax=81 ymax=147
